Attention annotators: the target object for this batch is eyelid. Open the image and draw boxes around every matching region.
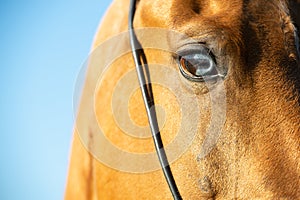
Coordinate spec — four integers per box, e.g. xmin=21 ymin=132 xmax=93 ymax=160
xmin=176 ymin=44 xmax=216 ymax=61
xmin=176 ymin=44 xmax=216 ymax=66
xmin=177 ymin=45 xmax=209 ymax=56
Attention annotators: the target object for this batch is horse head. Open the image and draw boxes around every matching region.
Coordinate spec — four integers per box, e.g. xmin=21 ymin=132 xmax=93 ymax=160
xmin=66 ymin=0 xmax=300 ymax=199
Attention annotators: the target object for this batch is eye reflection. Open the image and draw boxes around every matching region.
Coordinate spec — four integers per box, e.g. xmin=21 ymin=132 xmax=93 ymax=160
xmin=177 ymin=48 xmax=219 ymax=82
xmin=179 ymin=53 xmax=217 ymax=77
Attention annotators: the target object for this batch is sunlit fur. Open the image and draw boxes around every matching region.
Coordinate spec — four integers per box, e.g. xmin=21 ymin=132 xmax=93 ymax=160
xmin=65 ymin=0 xmax=300 ymax=199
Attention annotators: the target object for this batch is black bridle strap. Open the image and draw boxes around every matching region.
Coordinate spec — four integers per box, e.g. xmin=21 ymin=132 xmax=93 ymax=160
xmin=128 ymin=0 xmax=182 ymax=199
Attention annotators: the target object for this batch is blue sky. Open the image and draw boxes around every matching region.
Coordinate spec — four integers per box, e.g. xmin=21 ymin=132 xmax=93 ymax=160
xmin=0 ymin=0 xmax=111 ymax=199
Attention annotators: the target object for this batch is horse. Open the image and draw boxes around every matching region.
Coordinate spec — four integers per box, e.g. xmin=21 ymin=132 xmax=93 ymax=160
xmin=65 ymin=0 xmax=300 ymax=199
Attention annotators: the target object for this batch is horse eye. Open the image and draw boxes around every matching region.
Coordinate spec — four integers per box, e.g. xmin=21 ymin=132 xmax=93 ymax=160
xmin=177 ymin=49 xmax=219 ymax=82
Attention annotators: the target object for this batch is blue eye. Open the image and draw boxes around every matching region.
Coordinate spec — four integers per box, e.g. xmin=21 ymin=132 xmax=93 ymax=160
xmin=177 ymin=46 xmax=221 ymax=82
xmin=180 ymin=53 xmax=216 ymax=76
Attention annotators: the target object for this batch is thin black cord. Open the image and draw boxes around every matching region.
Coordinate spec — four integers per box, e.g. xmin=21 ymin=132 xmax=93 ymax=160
xmin=128 ymin=0 xmax=182 ymax=199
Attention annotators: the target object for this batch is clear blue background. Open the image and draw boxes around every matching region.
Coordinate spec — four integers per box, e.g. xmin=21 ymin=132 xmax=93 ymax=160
xmin=0 ymin=0 xmax=111 ymax=199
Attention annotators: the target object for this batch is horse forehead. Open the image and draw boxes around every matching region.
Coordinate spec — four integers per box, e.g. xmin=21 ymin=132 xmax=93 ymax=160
xmin=137 ymin=0 xmax=290 ymax=29
xmin=137 ymin=0 xmax=243 ymax=27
